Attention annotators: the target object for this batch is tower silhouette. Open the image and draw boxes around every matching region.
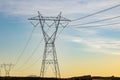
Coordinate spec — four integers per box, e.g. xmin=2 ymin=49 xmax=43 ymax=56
xmin=2 ymin=63 xmax=14 ymax=76
xmin=29 ymin=11 xmax=70 ymax=78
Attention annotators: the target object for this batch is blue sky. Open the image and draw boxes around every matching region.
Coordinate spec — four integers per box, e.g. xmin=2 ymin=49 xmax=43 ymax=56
xmin=0 ymin=0 xmax=120 ymax=77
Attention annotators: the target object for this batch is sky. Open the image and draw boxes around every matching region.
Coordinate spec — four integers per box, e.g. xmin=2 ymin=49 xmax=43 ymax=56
xmin=0 ymin=0 xmax=120 ymax=78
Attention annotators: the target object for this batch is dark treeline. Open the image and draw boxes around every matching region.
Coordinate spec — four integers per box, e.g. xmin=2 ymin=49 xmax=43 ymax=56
xmin=0 ymin=75 xmax=120 ymax=80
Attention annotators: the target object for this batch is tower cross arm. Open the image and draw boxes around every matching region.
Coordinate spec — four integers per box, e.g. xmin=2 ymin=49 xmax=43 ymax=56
xmin=28 ymin=16 xmax=71 ymax=21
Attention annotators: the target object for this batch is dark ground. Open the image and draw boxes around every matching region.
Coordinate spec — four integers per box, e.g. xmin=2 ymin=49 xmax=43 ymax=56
xmin=0 ymin=75 xmax=120 ymax=80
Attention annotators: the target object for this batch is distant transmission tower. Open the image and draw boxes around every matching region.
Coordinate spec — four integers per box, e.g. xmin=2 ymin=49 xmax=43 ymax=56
xmin=29 ymin=11 xmax=70 ymax=78
xmin=2 ymin=63 xmax=14 ymax=77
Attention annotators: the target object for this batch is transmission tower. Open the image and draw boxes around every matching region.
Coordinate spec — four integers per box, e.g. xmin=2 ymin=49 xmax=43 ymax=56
xmin=2 ymin=63 xmax=14 ymax=77
xmin=28 ymin=11 xmax=70 ymax=78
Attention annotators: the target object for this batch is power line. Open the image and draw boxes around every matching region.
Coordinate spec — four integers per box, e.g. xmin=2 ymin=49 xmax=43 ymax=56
xmin=20 ymin=23 xmax=51 ymax=66
xmin=15 ymin=28 xmax=35 ymax=65
xmin=56 ymin=22 xmax=69 ymax=38
xmin=76 ymin=21 xmax=120 ymax=28
xmin=15 ymin=23 xmax=52 ymax=71
xmin=14 ymin=39 xmax=43 ymax=71
xmin=70 ymin=15 xmax=120 ymax=26
xmin=19 ymin=55 xmax=42 ymax=72
xmin=14 ymin=22 xmax=39 ymax=66
xmin=72 ymin=3 xmax=120 ymax=22
xmin=23 ymin=40 xmax=43 ymax=65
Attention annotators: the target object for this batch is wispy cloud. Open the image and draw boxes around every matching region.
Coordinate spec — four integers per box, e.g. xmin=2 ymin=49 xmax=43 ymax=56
xmin=0 ymin=0 xmax=119 ymax=16
xmin=62 ymin=33 xmax=120 ymax=55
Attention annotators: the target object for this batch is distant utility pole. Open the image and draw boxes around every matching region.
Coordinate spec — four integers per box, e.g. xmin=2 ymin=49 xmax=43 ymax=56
xmin=29 ymin=11 xmax=70 ymax=78
xmin=2 ymin=63 xmax=14 ymax=77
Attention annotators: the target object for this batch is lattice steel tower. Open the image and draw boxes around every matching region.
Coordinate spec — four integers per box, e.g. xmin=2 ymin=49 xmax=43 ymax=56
xmin=2 ymin=63 xmax=14 ymax=76
xmin=29 ymin=11 xmax=70 ymax=78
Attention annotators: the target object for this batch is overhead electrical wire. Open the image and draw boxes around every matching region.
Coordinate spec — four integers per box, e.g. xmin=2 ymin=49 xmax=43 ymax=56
xmin=56 ymin=22 xmax=69 ymax=38
xmin=15 ymin=22 xmax=54 ymax=71
xmin=14 ymin=39 xmax=43 ymax=71
xmin=19 ymin=55 xmax=42 ymax=72
xmin=16 ymin=22 xmax=54 ymax=70
xmin=71 ymin=3 xmax=120 ymax=22
xmin=14 ymin=27 xmax=36 ymax=65
xmin=70 ymin=15 xmax=120 ymax=26
xmin=76 ymin=21 xmax=120 ymax=28
xmin=14 ymin=22 xmax=39 ymax=66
